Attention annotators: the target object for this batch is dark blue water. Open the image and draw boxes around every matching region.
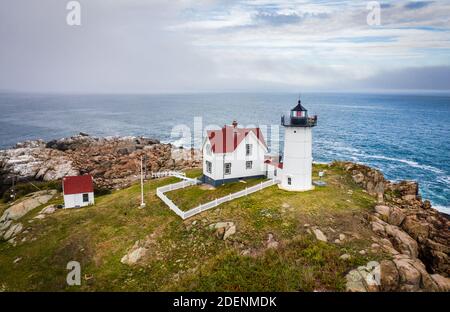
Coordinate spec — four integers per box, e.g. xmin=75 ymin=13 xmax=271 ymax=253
xmin=0 ymin=92 xmax=449 ymax=213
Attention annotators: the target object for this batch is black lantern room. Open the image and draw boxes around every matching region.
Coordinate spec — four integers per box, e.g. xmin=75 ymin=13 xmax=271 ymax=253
xmin=291 ymin=99 xmax=308 ymax=118
xmin=281 ymin=98 xmax=318 ymax=127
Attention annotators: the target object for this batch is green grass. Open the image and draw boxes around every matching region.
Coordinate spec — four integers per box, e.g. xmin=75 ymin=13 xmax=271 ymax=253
xmin=167 ymin=177 xmax=266 ymax=211
xmin=0 ymin=164 xmax=385 ymax=291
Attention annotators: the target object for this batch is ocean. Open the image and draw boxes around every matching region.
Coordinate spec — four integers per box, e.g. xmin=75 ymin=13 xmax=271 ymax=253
xmin=0 ymin=92 xmax=449 ymax=213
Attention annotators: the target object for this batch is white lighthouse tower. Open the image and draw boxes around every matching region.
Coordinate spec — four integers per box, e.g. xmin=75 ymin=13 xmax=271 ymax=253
xmin=279 ymin=99 xmax=318 ymax=191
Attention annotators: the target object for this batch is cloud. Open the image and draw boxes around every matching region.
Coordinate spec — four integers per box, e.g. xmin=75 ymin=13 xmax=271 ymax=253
xmin=404 ymin=1 xmax=434 ymax=10
xmin=359 ymin=66 xmax=450 ymax=90
xmin=254 ymin=12 xmax=302 ymax=26
xmin=0 ymin=0 xmax=449 ymax=93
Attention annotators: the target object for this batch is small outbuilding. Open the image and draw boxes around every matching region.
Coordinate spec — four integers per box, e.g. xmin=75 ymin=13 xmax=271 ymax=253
xmin=62 ymin=175 xmax=95 ymax=209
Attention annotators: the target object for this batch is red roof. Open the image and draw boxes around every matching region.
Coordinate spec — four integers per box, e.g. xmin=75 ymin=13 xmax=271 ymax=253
xmin=63 ymin=175 xmax=94 ymax=195
xmin=206 ymin=125 xmax=267 ymax=154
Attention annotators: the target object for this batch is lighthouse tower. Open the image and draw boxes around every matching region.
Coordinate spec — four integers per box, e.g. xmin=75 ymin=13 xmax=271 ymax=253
xmin=279 ymin=99 xmax=318 ymax=191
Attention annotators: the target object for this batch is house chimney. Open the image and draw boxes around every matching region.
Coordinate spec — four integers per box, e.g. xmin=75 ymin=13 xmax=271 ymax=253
xmin=232 ymin=120 xmax=238 ymax=128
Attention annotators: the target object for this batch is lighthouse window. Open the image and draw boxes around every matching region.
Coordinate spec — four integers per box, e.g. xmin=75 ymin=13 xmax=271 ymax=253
xmin=246 ymin=161 xmax=253 ymax=169
xmin=246 ymin=144 xmax=252 ymax=156
xmin=206 ymin=161 xmax=212 ymax=174
xmin=224 ymin=163 xmax=232 ymax=175
xmin=288 ymin=177 xmax=292 ymax=185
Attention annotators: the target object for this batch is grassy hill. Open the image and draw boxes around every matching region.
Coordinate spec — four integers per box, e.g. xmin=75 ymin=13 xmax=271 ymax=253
xmin=0 ymin=164 xmax=387 ymax=292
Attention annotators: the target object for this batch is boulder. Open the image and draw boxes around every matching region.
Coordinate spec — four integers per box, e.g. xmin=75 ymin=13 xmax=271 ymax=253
xmin=385 ymin=225 xmax=419 ymax=258
xmin=393 ymin=258 xmax=421 ymax=291
xmin=223 ymin=225 xmax=236 ymax=240
xmin=346 ymin=262 xmax=380 ymax=292
xmin=312 ymin=228 xmax=327 ymax=242
xmin=266 ymin=233 xmax=279 ymax=249
xmin=40 ymin=205 xmax=57 ymax=215
xmin=215 ymin=227 xmax=225 ymax=239
xmin=371 ymin=220 xmax=386 ymax=236
xmin=388 ymin=207 xmax=406 ymax=226
xmin=408 ymin=258 xmax=439 ymax=291
xmin=430 ymin=274 xmax=450 ymax=292
xmin=120 ymin=246 xmax=148 ymax=265
xmin=374 ymin=205 xmax=390 ymax=221
xmin=346 ymin=270 xmax=367 ymax=292
xmin=0 ymin=220 xmax=12 ymax=232
xmin=2 ymin=223 xmax=23 ymax=241
xmin=352 ymin=173 xmax=365 ymax=184
xmin=401 ymin=215 xmax=430 ymax=241
xmin=0 ymin=190 xmax=56 ymax=222
xmin=380 ymin=260 xmax=399 ymax=291
xmin=209 ymin=222 xmax=236 ymax=240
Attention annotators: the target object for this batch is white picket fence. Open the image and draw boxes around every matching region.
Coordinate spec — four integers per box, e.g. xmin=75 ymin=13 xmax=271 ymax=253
xmin=150 ymin=170 xmax=186 ymax=179
xmin=156 ymin=179 xmax=279 ymax=220
xmin=156 ymin=180 xmax=199 ymax=218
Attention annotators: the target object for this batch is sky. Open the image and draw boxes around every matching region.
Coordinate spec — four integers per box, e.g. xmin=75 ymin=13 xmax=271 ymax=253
xmin=0 ymin=0 xmax=449 ymax=93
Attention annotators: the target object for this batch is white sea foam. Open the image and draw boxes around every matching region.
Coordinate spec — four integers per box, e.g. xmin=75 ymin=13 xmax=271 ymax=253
xmin=433 ymin=205 xmax=450 ymax=215
xmin=354 ymin=153 xmax=445 ymax=175
xmin=437 ymin=175 xmax=450 ymax=186
xmin=162 ymin=137 xmax=190 ymax=148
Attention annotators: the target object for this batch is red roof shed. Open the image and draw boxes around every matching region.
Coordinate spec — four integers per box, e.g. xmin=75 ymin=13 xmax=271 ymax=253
xmin=63 ymin=175 xmax=94 ymax=195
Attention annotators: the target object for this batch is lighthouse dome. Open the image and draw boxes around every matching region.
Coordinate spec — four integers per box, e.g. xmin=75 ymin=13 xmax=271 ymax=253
xmin=281 ymin=98 xmax=317 ymax=127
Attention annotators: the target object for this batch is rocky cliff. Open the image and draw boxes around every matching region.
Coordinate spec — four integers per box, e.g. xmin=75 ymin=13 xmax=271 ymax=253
xmin=337 ymin=162 xmax=449 ymax=291
xmin=0 ymin=133 xmax=201 ymax=194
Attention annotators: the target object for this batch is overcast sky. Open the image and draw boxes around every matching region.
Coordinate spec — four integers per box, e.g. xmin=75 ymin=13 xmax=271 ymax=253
xmin=0 ymin=0 xmax=449 ymax=93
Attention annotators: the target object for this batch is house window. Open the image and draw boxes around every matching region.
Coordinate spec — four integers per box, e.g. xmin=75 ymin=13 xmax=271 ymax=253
xmin=287 ymin=177 xmax=292 ymax=185
xmin=246 ymin=144 xmax=252 ymax=156
xmin=224 ymin=163 xmax=232 ymax=175
xmin=246 ymin=161 xmax=252 ymax=170
xmin=82 ymin=193 xmax=89 ymax=203
xmin=206 ymin=144 xmax=212 ymax=156
xmin=206 ymin=161 xmax=212 ymax=174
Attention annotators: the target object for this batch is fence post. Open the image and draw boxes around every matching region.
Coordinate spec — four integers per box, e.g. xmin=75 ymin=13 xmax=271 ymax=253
xmin=215 ymin=198 xmax=218 ymax=206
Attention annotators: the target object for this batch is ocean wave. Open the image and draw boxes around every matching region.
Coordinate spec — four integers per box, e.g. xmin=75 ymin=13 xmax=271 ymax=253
xmin=353 ymin=153 xmax=445 ymax=175
xmin=432 ymin=205 xmax=450 ymax=215
xmin=162 ymin=137 xmax=190 ymax=148
xmin=437 ymin=175 xmax=450 ymax=186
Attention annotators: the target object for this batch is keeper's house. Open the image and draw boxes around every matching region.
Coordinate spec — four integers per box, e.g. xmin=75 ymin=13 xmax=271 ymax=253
xmin=201 ymin=121 xmax=268 ymax=186
xmin=62 ymin=175 xmax=95 ymax=208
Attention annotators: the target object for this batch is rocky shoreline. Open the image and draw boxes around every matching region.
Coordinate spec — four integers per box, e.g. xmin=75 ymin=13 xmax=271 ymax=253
xmin=337 ymin=162 xmax=449 ymax=291
xmin=0 ymin=133 xmax=201 ymax=194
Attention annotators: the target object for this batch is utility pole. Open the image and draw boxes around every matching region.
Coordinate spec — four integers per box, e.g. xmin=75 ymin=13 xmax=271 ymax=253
xmin=140 ymin=156 xmax=146 ymax=208
xmin=11 ymin=176 xmax=16 ymax=201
